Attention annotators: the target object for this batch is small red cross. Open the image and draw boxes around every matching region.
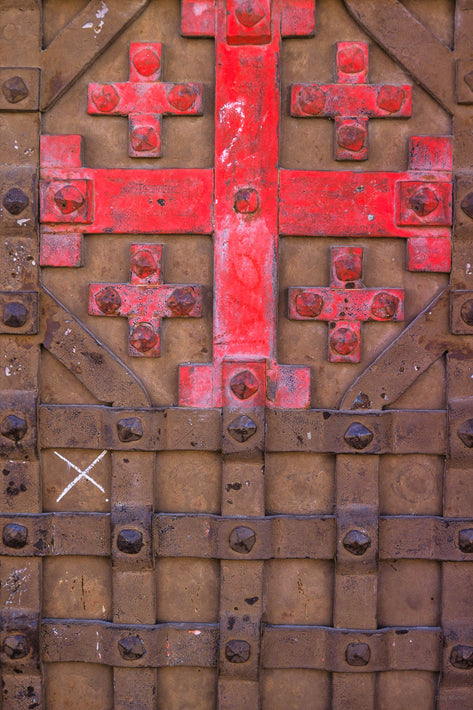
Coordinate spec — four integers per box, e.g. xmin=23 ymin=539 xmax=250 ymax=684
xmin=291 ymin=42 xmax=412 ymax=160
xmin=88 ymin=43 xmax=203 ymax=158
xmin=288 ymin=246 xmax=405 ymax=362
xmin=88 ymin=244 xmax=203 ymax=357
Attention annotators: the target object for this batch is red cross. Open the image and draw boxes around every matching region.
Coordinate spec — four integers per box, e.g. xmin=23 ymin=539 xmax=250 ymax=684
xmin=88 ymin=42 xmax=203 ymax=158
xmin=88 ymin=244 xmax=202 ymax=357
xmin=291 ymin=42 xmax=412 ymax=160
xmin=288 ymin=246 xmax=405 ymax=362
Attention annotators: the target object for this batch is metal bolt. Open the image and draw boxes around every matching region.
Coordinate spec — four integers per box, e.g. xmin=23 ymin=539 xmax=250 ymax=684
xmin=53 ymin=185 xmax=84 ymax=214
xmin=91 ymin=85 xmax=120 ymax=112
xmin=3 ymin=634 xmax=29 ymax=659
xmin=116 ymin=417 xmax=143 ymax=442
xmin=229 ymin=526 xmax=256 ymax=554
xmin=227 ymin=415 xmax=257 ymax=443
xmin=2 ymin=523 xmax=28 ymax=549
xmin=338 ymin=46 xmax=365 ymax=74
xmin=2 ymin=76 xmax=28 ymax=104
xmin=458 ymin=529 xmax=473 ymax=553
xmin=118 ymin=635 xmax=145 ymax=660
xmin=295 ymin=292 xmax=323 ymax=318
xmin=167 ymin=288 xmax=196 ymax=316
xmin=461 ymin=191 xmax=473 ymax=220
xmin=407 ymin=186 xmax=439 ymax=217
xmin=3 ymin=302 xmax=27 ymax=328
xmin=167 ymin=85 xmax=197 ymax=111
xmin=377 ymin=85 xmax=405 ymax=113
xmin=133 ymin=48 xmax=161 ymax=77
xmin=460 ymin=299 xmax=473 ymax=327
xmin=297 ymin=85 xmax=326 ymax=115
xmin=2 ymin=187 xmax=29 ymax=215
xmin=130 ymin=250 xmax=157 ymax=279
xmin=371 ymin=292 xmax=400 ymax=320
xmin=117 ymin=529 xmax=144 ymax=554
xmin=235 ymin=0 xmax=265 ymax=26
xmin=95 ymin=286 xmax=122 ymax=315
xmin=450 ymin=644 xmax=473 ymax=669
xmin=129 ymin=323 xmax=158 ymax=353
xmin=343 ymin=529 xmax=371 ymax=556
xmin=234 ymin=188 xmax=259 ymax=214
xmin=330 ymin=326 xmax=358 ymax=355
xmin=345 ymin=642 xmax=371 ymax=666
xmin=344 ymin=422 xmax=374 ymax=450
xmin=225 ymin=639 xmax=251 ymax=663
xmin=230 ymin=370 xmax=259 ymax=400
xmin=457 ymin=419 xmax=473 ymax=448
xmin=130 ymin=126 xmax=158 ymax=152
xmin=338 ymin=124 xmax=365 ymax=152
xmin=334 ymin=252 xmax=362 ymax=282
xmin=0 ymin=414 xmax=27 ymax=442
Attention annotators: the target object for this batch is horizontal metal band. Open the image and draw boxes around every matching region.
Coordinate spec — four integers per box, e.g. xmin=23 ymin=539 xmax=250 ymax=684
xmin=156 ymin=514 xmax=335 ymax=560
xmin=261 ymin=625 xmax=442 ymax=672
xmin=4 ymin=514 xmax=473 ymax=561
xmin=266 ymin=409 xmax=446 ymax=454
xmin=39 ymin=405 xmax=447 ymax=454
xmin=41 ymin=621 xmax=218 ymax=667
xmin=39 ymin=405 xmax=221 ymax=450
xmin=40 ymin=620 xmax=441 ymax=672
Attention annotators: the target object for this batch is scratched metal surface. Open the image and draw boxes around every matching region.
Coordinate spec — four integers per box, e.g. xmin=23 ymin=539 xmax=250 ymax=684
xmin=2 ymin=0 xmax=473 ymax=708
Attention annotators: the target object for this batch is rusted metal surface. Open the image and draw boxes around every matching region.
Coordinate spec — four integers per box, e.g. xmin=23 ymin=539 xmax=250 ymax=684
xmin=2 ymin=0 xmax=473 ymax=708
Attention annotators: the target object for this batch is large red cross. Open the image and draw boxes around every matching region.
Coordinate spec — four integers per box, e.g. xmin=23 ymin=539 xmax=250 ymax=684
xmin=39 ymin=0 xmax=453 ymax=408
xmin=288 ymin=246 xmax=405 ymax=363
xmin=291 ymin=41 xmax=412 ymax=160
xmin=88 ymin=244 xmax=202 ymax=357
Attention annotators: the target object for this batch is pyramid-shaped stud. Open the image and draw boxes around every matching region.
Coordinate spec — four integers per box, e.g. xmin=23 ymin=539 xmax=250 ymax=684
xmin=344 ymin=422 xmax=373 ymax=450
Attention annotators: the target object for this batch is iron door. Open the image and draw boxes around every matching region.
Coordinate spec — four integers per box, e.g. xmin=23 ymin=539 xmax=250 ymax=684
xmin=1 ymin=0 xmax=472 ymax=708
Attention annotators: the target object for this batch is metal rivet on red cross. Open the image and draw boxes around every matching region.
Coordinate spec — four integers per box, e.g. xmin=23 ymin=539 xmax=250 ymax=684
xmin=91 ymin=85 xmax=120 ymax=112
xmin=234 ymin=188 xmax=259 ymax=214
xmin=371 ymin=292 xmax=400 ymax=320
xmin=295 ymin=292 xmax=323 ymax=318
xmin=130 ymin=323 xmax=158 ymax=353
xmin=130 ymin=126 xmax=158 ymax=152
xmin=130 ymin=249 xmax=157 ymax=279
xmin=377 ymin=85 xmax=405 ymax=113
xmin=330 ymin=326 xmax=358 ymax=355
xmin=334 ymin=252 xmax=362 ymax=282
xmin=133 ymin=48 xmax=161 ymax=77
xmin=167 ymin=288 xmax=197 ymax=316
xmin=54 ymin=185 xmax=84 ymax=214
xmin=167 ymin=85 xmax=198 ymax=111
xmin=230 ymin=370 xmax=259 ymax=399
xmin=407 ymin=186 xmax=439 ymax=217
xmin=234 ymin=0 xmax=266 ymax=27
xmin=337 ymin=45 xmax=366 ymax=74
xmin=95 ymin=286 xmax=122 ymax=315
xmin=337 ymin=123 xmax=366 ymax=152
xmin=296 ymin=85 xmax=326 ymax=115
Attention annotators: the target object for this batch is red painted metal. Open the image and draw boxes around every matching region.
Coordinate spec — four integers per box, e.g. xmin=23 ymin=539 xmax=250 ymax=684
xmin=38 ymin=8 xmax=453 ymax=406
xmin=88 ymin=43 xmax=203 ymax=158
xmin=291 ymin=42 xmax=412 ymax=160
xmin=288 ymin=246 xmax=405 ymax=363
xmin=280 ymin=136 xmax=452 ymax=272
xmin=88 ymin=244 xmax=202 ymax=357
xmin=178 ymin=0 xmax=312 ymax=408
xmin=39 ymin=134 xmax=213 ymax=267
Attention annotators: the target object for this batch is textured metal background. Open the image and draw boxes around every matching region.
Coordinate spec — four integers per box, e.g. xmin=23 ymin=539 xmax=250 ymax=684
xmin=1 ymin=1 xmax=472 ymax=708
